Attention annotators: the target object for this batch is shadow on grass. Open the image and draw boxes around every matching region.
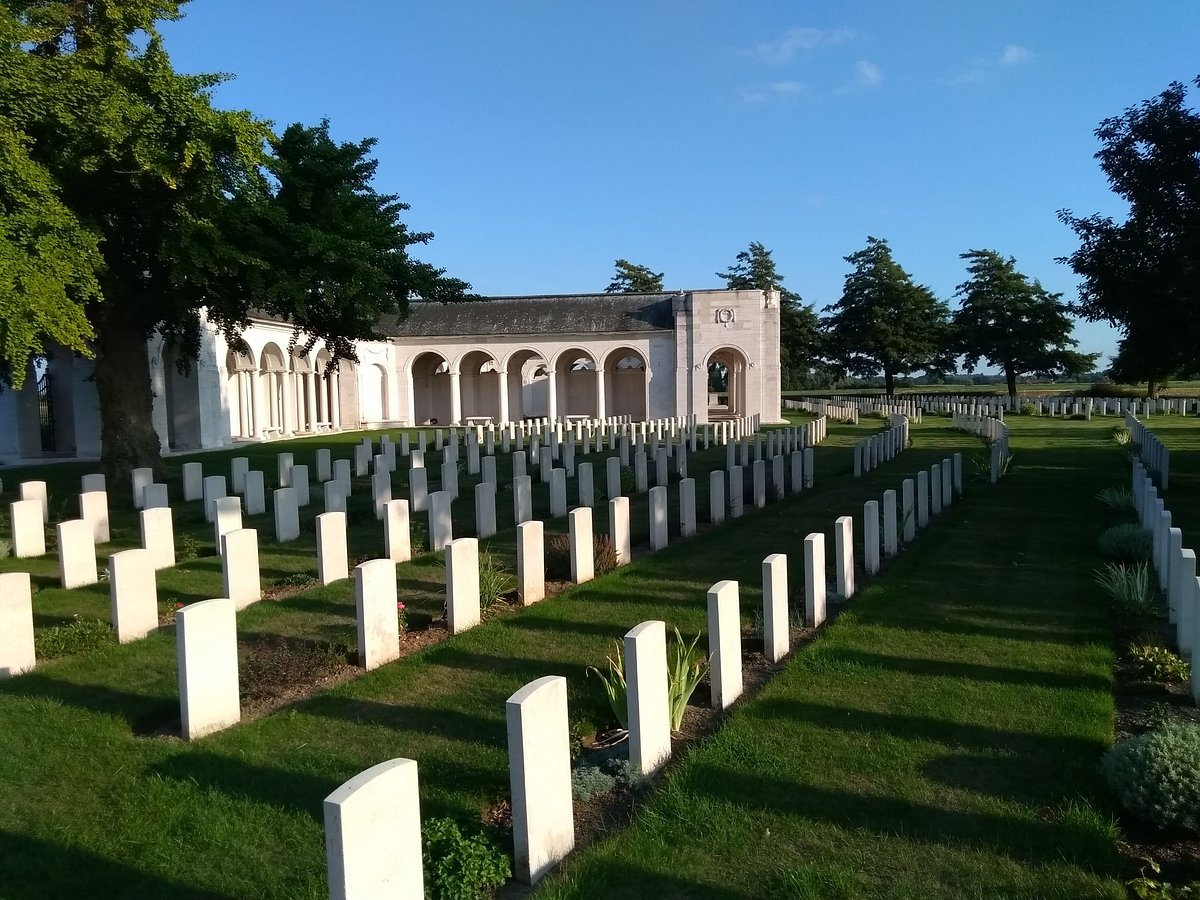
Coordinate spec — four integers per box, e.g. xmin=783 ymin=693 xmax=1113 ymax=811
xmin=683 ymin=765 xmax=1117 ymax=870
xmin=0 ymin=831 xmax=234 ymax=900
xmin=301 ymin=694 xmax=506 ymax=747
xmin=0 ymin=672 xmax=176 ymax=734
xmin=750 ymin=698 xmax=1107 ymax=758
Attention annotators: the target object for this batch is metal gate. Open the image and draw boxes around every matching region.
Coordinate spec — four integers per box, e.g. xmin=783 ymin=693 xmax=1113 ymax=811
xmin=37 ymin=372 xmax=55 ymax=451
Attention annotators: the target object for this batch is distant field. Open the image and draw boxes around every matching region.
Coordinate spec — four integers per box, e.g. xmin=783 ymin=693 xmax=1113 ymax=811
xmin=784 ymin=382 xmax=1200 ymax=399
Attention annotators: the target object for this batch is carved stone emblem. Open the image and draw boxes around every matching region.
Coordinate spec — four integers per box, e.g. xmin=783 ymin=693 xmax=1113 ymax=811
xmin=715 ymin=308 xmax=736 ymax=326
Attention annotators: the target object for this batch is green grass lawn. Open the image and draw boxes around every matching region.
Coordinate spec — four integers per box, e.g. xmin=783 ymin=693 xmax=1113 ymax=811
xmin=536 ymin=417 xmax=1128 ymax=899
xmin=784 ymin=382 xmax=1200 ymax=399
xmin=0 ymin=417 xmax=1130 ymax=898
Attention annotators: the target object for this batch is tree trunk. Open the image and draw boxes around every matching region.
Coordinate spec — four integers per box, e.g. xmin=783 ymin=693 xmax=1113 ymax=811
xmin=1148 ymin=376 xmax=1160 ymax=400
xmin=884 ymin=370 xmax=895 ymax=396
xmin=1005 ymin=366 xmax=1018 ymax=399
xmin=94 ymin=315 xmax=162 ymax=486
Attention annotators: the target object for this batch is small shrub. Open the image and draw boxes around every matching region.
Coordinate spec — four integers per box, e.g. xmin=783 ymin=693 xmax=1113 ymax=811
xmin=587 ymin=641 xmax=628 ymax=729
xmin=571 ymin=765 xmax=617 ymax=800
xmin=1103 ymin=726 xmax=1200 ymax=831
xmin=1112 ymin=424 xmax=1133 ymax=446
xmin=1018 ymin=402 xmax=1038 ymax=416
xmin=477 ymin=550 xmax=514 ymax=611
xmin=593 ymin=535 xmax=619 ymax=575
xmin=35 ymin=618 xmax=115 ymax=659
xmin=1094 ymin=561 xmax=1157 ymax=621
xmin=272 ymin=572 xmax=318 ymax=588
xmin=396 ymin=601 xmax=408 ymax=634
xmin=421 ymin=817 xmax=511 ymax=900
xmin=545 ymin=534 xmax=572 ymax=581
xmin=1095 ymin=485 xmax=1136 ymax=513
xmin=1099 ymin=524 xmax=1153 ymax=563
xmin=1069 ymin=413 xmax=1087 ymax=420
xmin=1130 ymin=644 xmax=1191 ymax=683
xmin=176 ymin=533 xmax=201 ymax=562
xmin=1126 ymin=857 xmax=1200 ymax=898
xmin=239 ymin=637 xmax=348 ymax=703
xmin=0 ymin=538 xmax=11 ymax=559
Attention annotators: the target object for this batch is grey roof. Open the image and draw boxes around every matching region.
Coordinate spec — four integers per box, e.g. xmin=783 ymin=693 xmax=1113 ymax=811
xmin=375 ymin=293 xmax=678 ymax=338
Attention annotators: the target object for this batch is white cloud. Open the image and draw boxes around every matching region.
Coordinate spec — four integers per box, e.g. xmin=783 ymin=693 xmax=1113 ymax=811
xmin=770 ymin=80 xmax=806 ymax=96
xmin=854 ymin=60 xmax=883 ymax=87
xmin=739 ymin=79 xmax=807 ymax=105
xmin=753 ymin=26 xmax=857 ymax=65
xmin=1000 ymin=44 xmax=1031 ymax=66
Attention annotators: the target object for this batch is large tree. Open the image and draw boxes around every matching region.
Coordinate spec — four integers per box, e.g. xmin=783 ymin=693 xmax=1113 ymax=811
xmin=1058 ymin=77 xmax=1200 ymax=398
xmin=954 ymin=249 xmax=1097 ymax=397
xmin=715 ymin=241 xmax=827 ymax=388
xmin=0 ymin=0 xmax=470 ymax=480
xmin=823 ymin=236 xmax=952 ymax=396
xmin=605 ymin=259 xmax=663 ymax=293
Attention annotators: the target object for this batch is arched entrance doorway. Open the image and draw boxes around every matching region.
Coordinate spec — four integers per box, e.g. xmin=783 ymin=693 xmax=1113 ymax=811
xmin=554 ymin=347 xmax=599 ymax=418
xmin=707 ymin=347 xmax=748 ymax=420
xmin=411 ymin=352 xmax=452 ymax=425
xmin=225 ymin=347 xmax=257 ymax=440
xmin=602 ymin=347 xmax=648 ymax=420
xmin=459 ymin=350 xmax=501 ymax=422
xmin=506 ymin=349 xmax=550 ymax=421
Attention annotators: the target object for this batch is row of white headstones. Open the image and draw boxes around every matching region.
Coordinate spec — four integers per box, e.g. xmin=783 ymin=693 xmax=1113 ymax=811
xmin=1134 ymin=458 xmax=1200 ymax=704
xmin=1127 ymin=412 xmax=1170 ymax=490
xmin=321 ymin=447 xmax=974 ymax=895
xmin=950 ymin=413 xmax=1012 ymax=483
xmin=0 ymin=415 xmax=829 ymax=684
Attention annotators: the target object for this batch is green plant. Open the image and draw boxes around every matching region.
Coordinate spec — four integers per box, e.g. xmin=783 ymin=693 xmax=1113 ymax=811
xmin=1094 ymin=561 xmax=1157 ymax=621
xmin=1103 ymin=726 xmax=1200 ymax=832
xmin=34 ymin=618 xmax=116 ymax=659
xmin=1098 ymin=523 xmax=1153 ymax=563
xmin=587 ymin=641 xmax=628 ymax=729
xmin=545 ymin=533 xmax=572 ymax=581
xmin=1018 ymin=402 xmax=1038 ymax=416
xmin=239 ymin=637 xmax=349 ymax=703
xmin=1095 ymin=485 xmax=1135 ymax=513
xmin=1112 ymin=424 xmax=1133 ymax=446
xmin=396 ymin=601 xmax=408 ymax=634
xmin=0 ymin=537 xmax=11 ymax=558
xmin=1130 ymin=644 xmax=1191 ymax=683
xmin=421 ymin=817 xmax=510 ymax=900
xmin=272 ymin=571 xmax=318 ymax=588
xmin=571 ymin=765 xmax=616 ymax=800
xmin=667 ymin=627 xmax=708 ymax=732
xmin=176 ymin=533 xmax=201 ymax=562
xmin=477 ymin=549 xmax=514 ymax=611
xmin=1127 ymin=857 xmax=1200 ymax=898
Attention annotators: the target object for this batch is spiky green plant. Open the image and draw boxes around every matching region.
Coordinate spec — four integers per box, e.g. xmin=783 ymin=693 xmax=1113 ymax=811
xmin=1095 ymin=485 xmax=1135 ymax=513
xmin=587 ymin=641 xmax=627 ymax=729
xmin=667 ymin=627 xmax=708 ymax=732
xmin=1094 ymin=561 xmax=1157 ymax=621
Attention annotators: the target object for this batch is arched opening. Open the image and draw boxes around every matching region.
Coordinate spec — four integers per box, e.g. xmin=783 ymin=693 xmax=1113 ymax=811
xmin=225 ymin=347 xmax=257 ymax=440
xmin=506 ymin=349 xmax=550 ymax=421
xmin=707 ymin=347 xmax=748 ymax=420
xmin=358 ymin=361 xmax=389 ymax=424
xmin=411 ymin=352 xmax=452 ymax=425
xmin=259 ymin=343 xmax=288 ymax=433
xmin=555 ymin=347 xmax=599 ymax=418
xmin=459 ymin=350 xmax=501 ymax=422
xmin=291 ymin=349 xmax=314 ymax=432
xmin=603 ymin=347 xmax=648 ymax=421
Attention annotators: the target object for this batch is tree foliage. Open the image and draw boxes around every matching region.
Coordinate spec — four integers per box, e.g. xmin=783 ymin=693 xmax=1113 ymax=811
xmin=1058 ymin=77 xmax=1200 ymax=396
xmin=715 ymin=241 xmax=827 ymax=388
xmin=823 ymin=236 xmax=952 ymax=396
xmin=953 ymin=249 xmax=1097 ymax=396
xmin=605 ymin=259 xmax=663 ymax=293
xmin=0 ymin=0 xmax=471 ymax=476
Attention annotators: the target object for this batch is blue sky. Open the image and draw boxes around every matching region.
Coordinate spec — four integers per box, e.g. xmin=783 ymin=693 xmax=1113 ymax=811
xmin=160 ymin=2 xmax=1199 ymax=367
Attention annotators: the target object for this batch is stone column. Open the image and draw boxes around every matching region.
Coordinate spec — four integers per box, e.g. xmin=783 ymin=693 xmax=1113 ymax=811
xmin=498 ymin=368 xmax=510 ymax=424
xmin=306 ymin=372 xmax=318 ymax=432
xmin=449 ymin=369 xmax=463 ymax=425
xmin=596 ymin=368 xmax=606 ymax=421
xmin=251 ymin=370 xmax=266 ymax=438
xmin=547 ymin=365 xmax=558 ymax=421
xmin=238 ymin=371 xmax=251 ymax=438
xmin=331 ymin=369 xmax=342 ymax=429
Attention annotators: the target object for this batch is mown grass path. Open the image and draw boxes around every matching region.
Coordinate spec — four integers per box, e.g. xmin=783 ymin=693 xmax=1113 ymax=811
xmin=0 ymin=419 xmax=971 ymax=898
xmin=537 ymin=417 xmax=1128 ymax=899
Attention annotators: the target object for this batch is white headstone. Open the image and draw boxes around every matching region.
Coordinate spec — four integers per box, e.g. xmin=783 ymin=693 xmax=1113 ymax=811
xmin=19 ymin=480 xmax=48 ymax=524
xmin=513 ymin=475 xmax=533 ymax=525
xmin=804 ymin=533 xmax=826 ymax=626
xmin=221 ymin=528 xmax=261 ymax=610
xmin=80 ymin=490 xmax=111 ymax=544
xmin=649 ymin=485 xmax=668 ymax=551
xmin=569 ymin=507 xmax=594 ymax=584
xmin=608 ymin=497 xmax=631 ymax=566
xmin=109 ymin=548 xmax=158 ymax=643
xmin=624 ymin=620 xmax=671 ymax=775
xmin=229 ymin=458 xmax=248 ymax=496
xmin=882 ymin=489 xmax=898 ymax=558
xmin=577 ymin=462 xmax=594 ymax=509
xmin=709 ymin=470 xmax=725 ymax=525
xmin=549 ymin=468 xmax=567 ymax=518
xmin=203 ymin=475 xmax=227 ymax=524
xmin=384 ymin=499 xmax=412 ymax=563
xmin=244 ymin=471 xmax=266 ymax=516
xmin=507 ymin=675 xmax=574 ymax=885
xmin=606 ymin=456 xmax=622 ymax=500
xmin=131 ymin=467 xmax=154 ymax=509
xmin=835 ymin=515 xmax=855 ymax=599
xmin=316 ymin=448 xmax=332 ymax=483
xmin=323 ymin=758 xmax=423 ymax=900
xmin=517 ymin=520 xmax=545 ymax=605
xmin=475 ymin=482 xmax=497 ymax=539
xmin=901 ymin=478 xmax=916 ymax=543
xmin=428 ymin=490 xmax=453 ymax=551
xmin=707 ymin=580 xmax=743 ymax=709
xmin=277 ymin=452 xmax=294 ymax=488
xmin=140 ymin=506 xmax=175 ymax=570
xmin=291 ymin=464 xmax=311 ymax=508
xmin=81 ymin=473 xmax=106 ymax=495
xmin=177 ymin=597 xmax=240 ymax=740
xmin=355 ymin=558 xmax=400 ymax=670
xmin=372 ymin=471 xmax=392 ymax=520
xmin=142 ymin=483 xmax=168 ymax=510
xmin=446 ymin=538 xmax=480 ymax=634
xmin=679 ymin=477 xmax=697 ymax=538
xmin=57 ymin=519 xmax=97 ymax=588
xmin=183 ymin=462 xmax=205 ymax=500
xmin=317 ymin=512 xmax=349 ymax=585
xmin=762 ymin=553 xmax=789 ymax=663
xmin=0 ymin=573 xmax=35 ymax=678
xmin=863 ymin=500 xmax=880 ymax=576
xmin=274 ymin=487 xmax=300 ymax=542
